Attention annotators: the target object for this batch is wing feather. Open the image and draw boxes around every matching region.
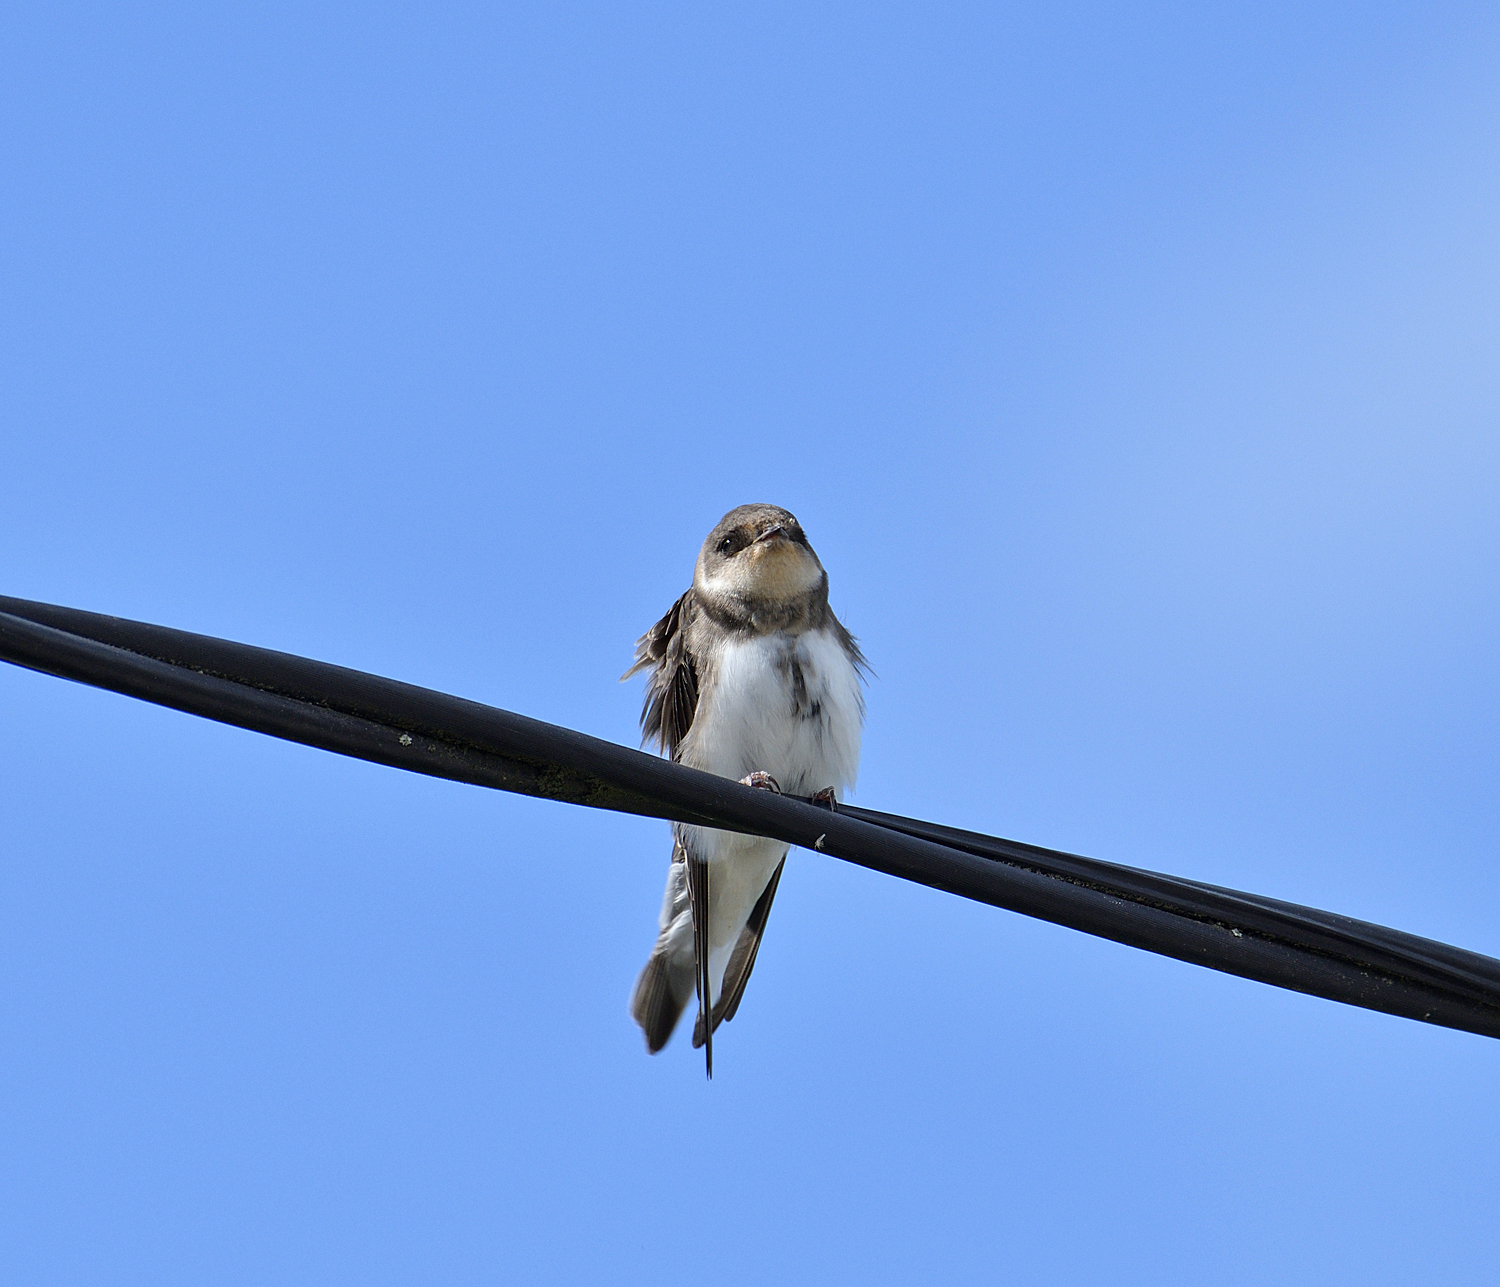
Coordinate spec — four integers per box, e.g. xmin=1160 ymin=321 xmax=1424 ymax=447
xmin=621 ymin=590 xmax=699 ymax=758
xmin=692 ymin=857 xmax=786 ymax=1047
xmin=628 ymin=842 xmax=695 ymax=1054
xmin=686 ymin=853 xmax=713 ymax=1078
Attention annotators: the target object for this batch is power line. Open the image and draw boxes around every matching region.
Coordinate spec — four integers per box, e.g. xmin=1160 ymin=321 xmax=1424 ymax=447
xmin=3 ymin=594 xmax=1497 ymax=1041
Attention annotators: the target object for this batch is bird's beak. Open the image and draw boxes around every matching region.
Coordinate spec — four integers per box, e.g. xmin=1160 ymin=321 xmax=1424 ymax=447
xmin=754 ymin=523 xmax=788 ymax=545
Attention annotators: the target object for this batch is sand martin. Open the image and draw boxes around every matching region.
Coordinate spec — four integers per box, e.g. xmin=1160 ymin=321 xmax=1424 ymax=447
xmin=624 ymin=504 xmax=866 ymax=1075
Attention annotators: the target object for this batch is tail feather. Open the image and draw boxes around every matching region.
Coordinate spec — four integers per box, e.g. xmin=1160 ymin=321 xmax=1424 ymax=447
xmin=630 ymin=951 xmax=691 ymax=1054
xmin=686 ymin=854 xmax=713 ymax=1078
xmin=630 ymin=845 xmax=694 ymax=1053
xmin=692 ymin=856 xmax=786 ymax=1046
xmin=633 ymin=840 xmax=787 ymax=1069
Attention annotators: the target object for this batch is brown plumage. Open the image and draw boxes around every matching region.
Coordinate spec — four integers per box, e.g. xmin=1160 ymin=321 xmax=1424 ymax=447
xmin=623 ymin=505 xmax=867 ymax=1072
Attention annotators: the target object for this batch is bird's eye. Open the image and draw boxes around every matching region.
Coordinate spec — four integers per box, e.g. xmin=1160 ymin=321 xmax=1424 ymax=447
xmin=717 ymin=536 xmax=735 ymax=555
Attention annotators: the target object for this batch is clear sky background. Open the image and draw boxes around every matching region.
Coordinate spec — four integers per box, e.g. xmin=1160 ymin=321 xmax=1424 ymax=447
xmin=3 ymin=3 xmax=1499 ymax=1283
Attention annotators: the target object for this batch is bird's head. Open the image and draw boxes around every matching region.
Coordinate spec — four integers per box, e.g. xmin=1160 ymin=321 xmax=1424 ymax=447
xmin=694 ymin=504 xmax=827 ymax=610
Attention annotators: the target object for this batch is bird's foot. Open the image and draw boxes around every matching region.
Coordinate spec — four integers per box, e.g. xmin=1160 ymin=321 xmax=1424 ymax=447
xmin=740 ymin=771 xmax=781 ymax=793
xmin=810 ymin=786 xmax=838 ymax=811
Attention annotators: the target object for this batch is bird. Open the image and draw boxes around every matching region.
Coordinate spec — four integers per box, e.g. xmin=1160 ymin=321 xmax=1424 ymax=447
xmin=623 ymin=504 xmax=866 ymax=1076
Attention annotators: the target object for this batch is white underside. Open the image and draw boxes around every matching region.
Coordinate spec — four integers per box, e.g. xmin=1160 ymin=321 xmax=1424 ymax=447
xmin=680 ymin=625 xmax=863 ymax=800
xmin=664 ymin=626 xmax=864 ymax=1004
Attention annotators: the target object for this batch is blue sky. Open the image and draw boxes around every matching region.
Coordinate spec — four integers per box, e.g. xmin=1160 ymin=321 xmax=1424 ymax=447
xmin=3 ymin=3 xmax=1498 ymax=1282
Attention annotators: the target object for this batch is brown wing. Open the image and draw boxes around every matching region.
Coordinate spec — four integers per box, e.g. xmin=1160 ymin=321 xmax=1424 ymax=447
xmin=829 ymin=609 xmax=872 ymax=677
xmin=621 ymin=590 xmax=699 ymax=758
xmin=629 ymin=846 xmax=694 ymax=1054
xmin=692 ymin=857 xmax=786 ymax=1048
xmin=630 ymin=950 xmax=689 ymax=1054
xmin=686 ymin=851 xmax=714 ymax=1078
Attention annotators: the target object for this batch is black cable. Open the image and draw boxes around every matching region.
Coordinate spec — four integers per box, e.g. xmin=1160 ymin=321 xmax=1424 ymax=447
xmin=2 ymin=594 xmax=1498 ymax=1041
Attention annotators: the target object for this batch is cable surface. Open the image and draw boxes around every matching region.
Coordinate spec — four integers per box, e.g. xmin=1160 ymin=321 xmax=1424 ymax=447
xmin=3 ymin=595 xmax=1497 ymax=1040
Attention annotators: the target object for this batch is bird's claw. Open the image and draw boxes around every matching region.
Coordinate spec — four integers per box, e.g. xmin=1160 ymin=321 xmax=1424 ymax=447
xmin=740 ymin=771 xmax=781 ymax=793
xmin=810 ymin=786 xmax=838 ymax=811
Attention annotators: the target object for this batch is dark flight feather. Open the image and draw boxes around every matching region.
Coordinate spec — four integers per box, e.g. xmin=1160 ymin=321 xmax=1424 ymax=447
xmin=692 ymin=855 xmax=785 ymax=1047
xmin=685 ymin=853 xmax=713 ymax=1078
xmin=629 ymin=842 xmax=695 ymax=1053
xmin=631 ymin=952 xmax=687 ymax=1054
xmin=622 ymin=591 xmax=699 ymax=759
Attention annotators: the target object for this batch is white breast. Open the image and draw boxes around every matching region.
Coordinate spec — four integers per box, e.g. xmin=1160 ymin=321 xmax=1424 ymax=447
xmin=680 ymin=627 xmax=864 ymax=799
